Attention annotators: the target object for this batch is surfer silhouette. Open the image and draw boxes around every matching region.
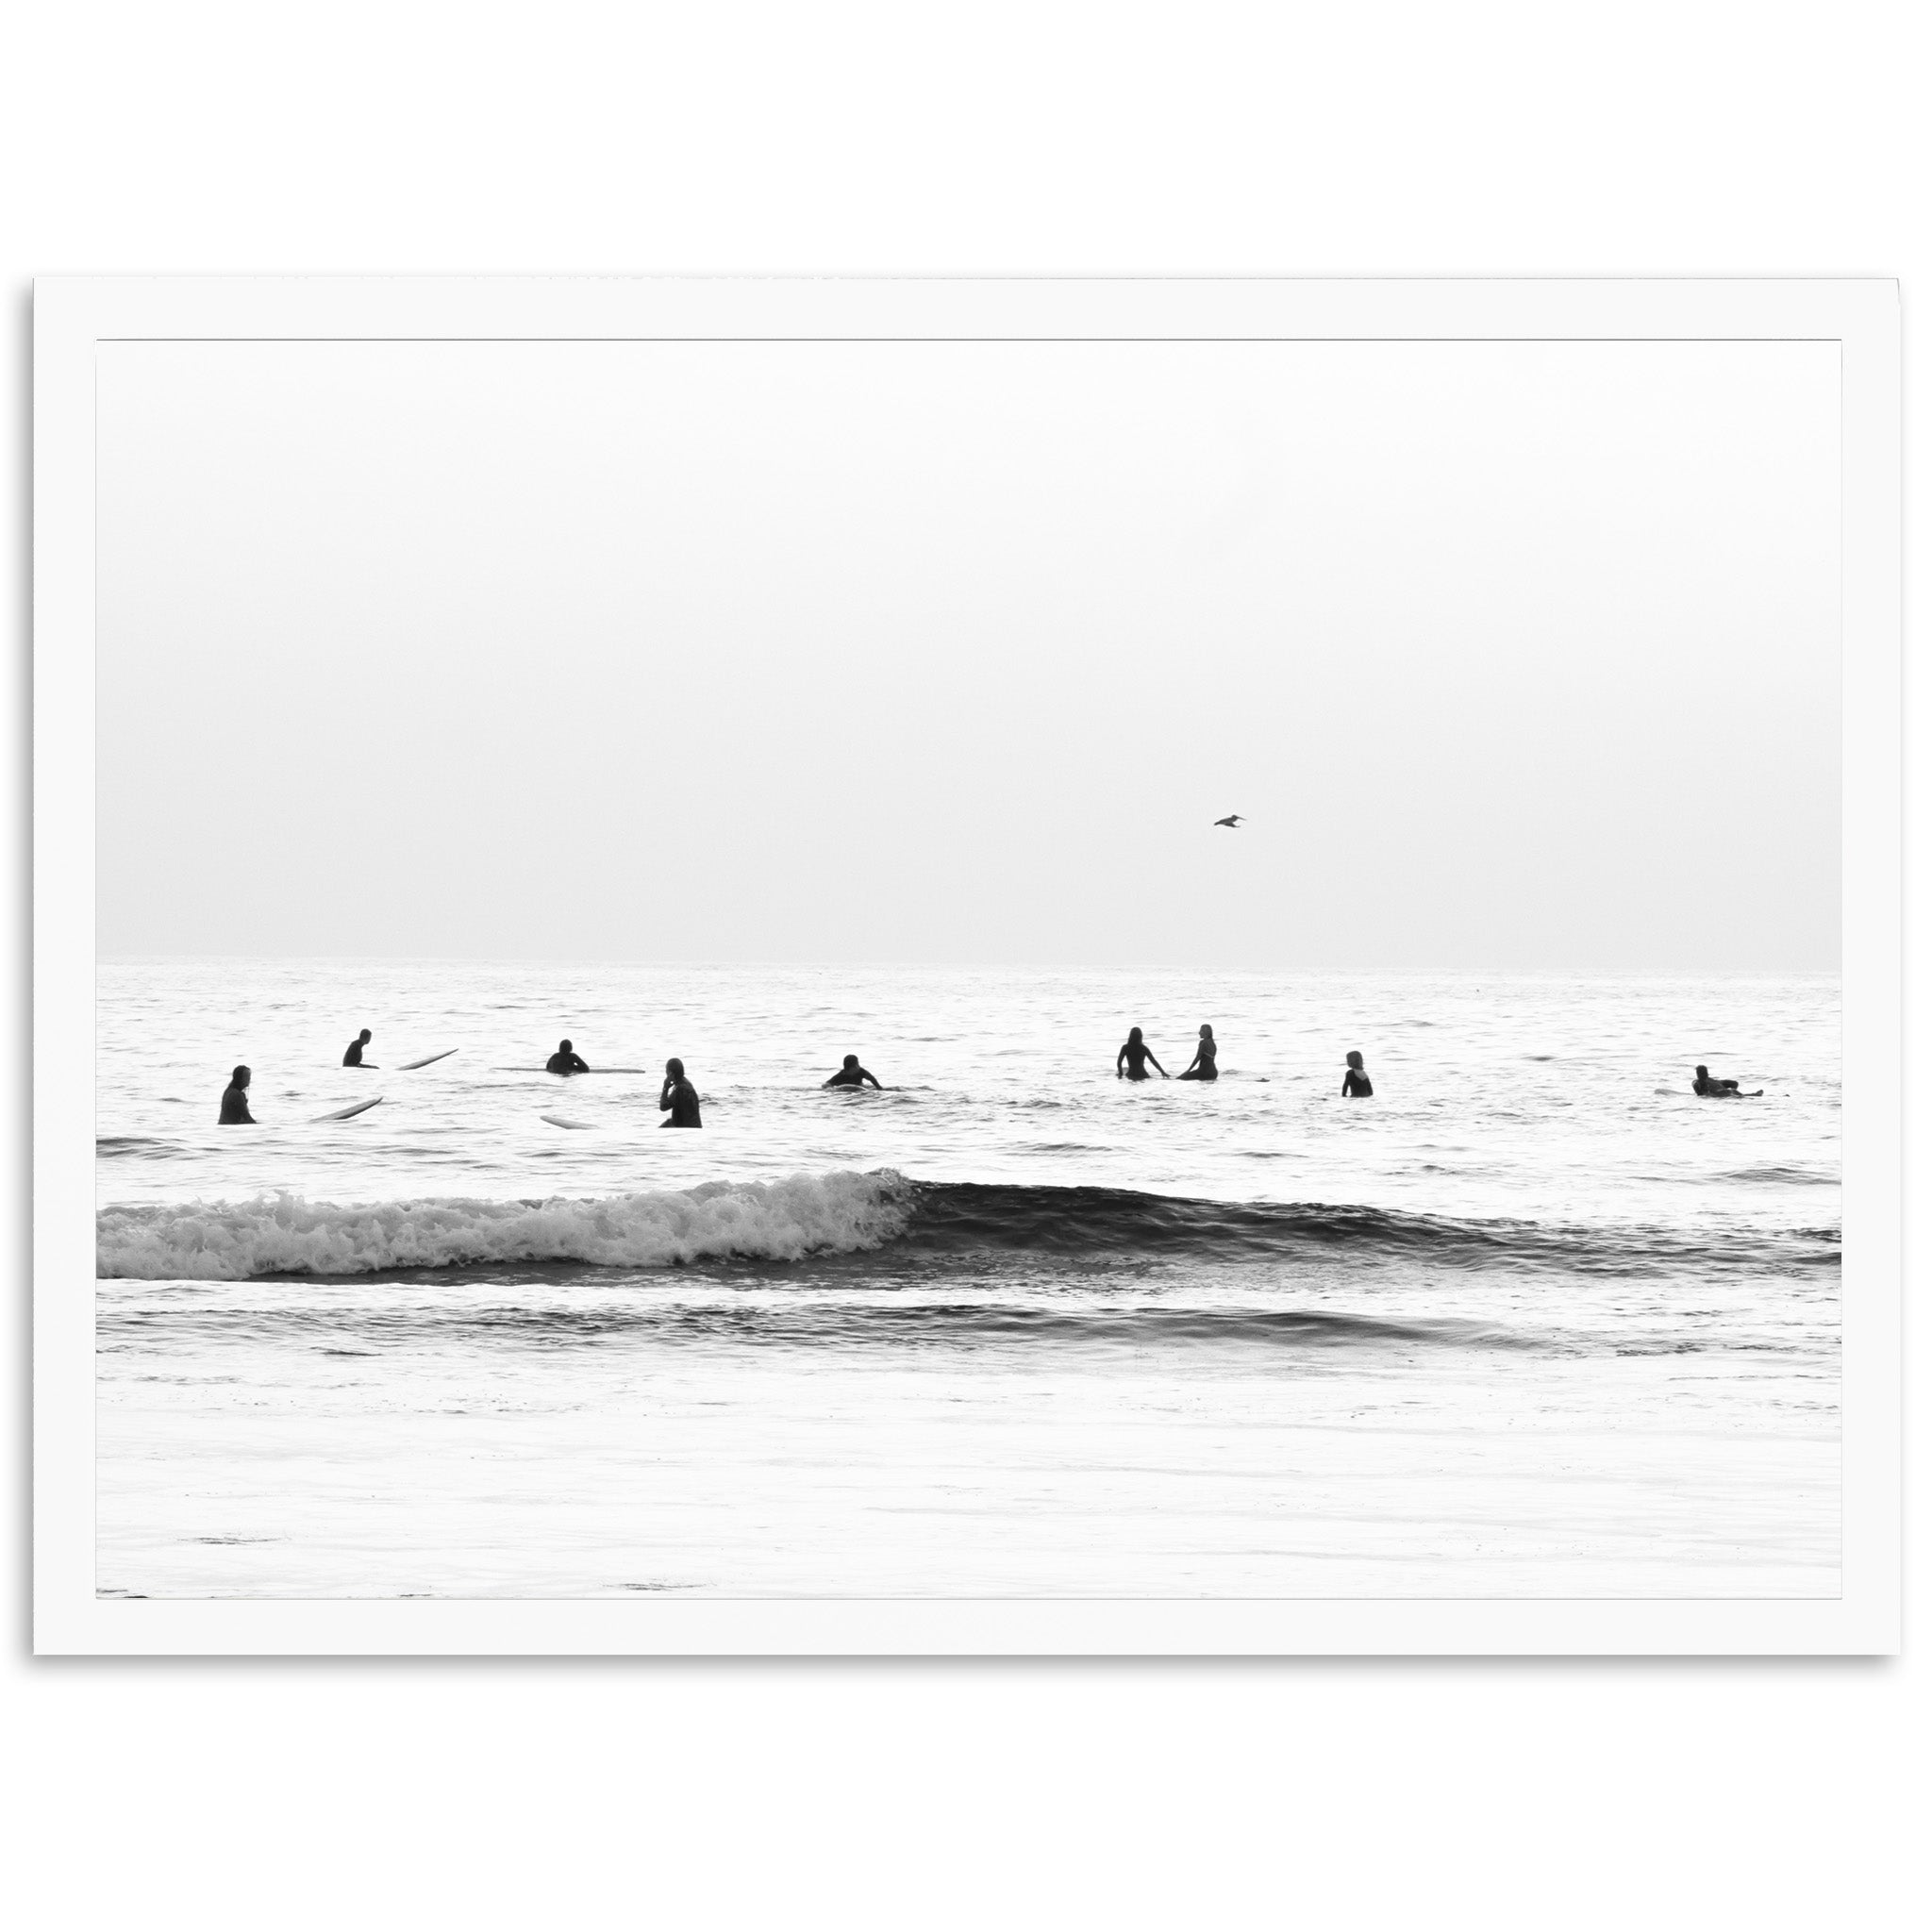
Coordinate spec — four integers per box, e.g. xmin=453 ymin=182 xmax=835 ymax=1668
xmin=1342 ymin=1051 xmax=1374 ymax=1098
xmin=342 ymin=1028 xmax=374 ymax=1067
xmin=1177 ymin=1024 xmax=1219 ymax=1081
xmin=1214 ymin=814 xmax=1243 ymax=828
xmin=545 ymin=1039 xmax=591 ymax=1075
xmin=824 ymin=1055 xmax=883 ymax=1091
xmin=219 ymin=1065 xmax=257 ymax=1124
xmin=659 ymin=1058 xmax=703 ymax=1127
xmin=1692 ymin=1064 xmax=1762 ymax=1098
xmin=1116 ymin=1026 xmax=1169 ymax=1080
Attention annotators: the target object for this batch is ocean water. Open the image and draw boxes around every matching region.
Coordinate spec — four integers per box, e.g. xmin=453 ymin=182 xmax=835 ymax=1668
xmin=95 ymin=958 xmax=1840 ymax=1599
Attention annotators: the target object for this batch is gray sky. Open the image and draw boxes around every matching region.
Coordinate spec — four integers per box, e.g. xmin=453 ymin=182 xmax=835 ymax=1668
xmin=96 ymin=337 xmax=1840 ymax=969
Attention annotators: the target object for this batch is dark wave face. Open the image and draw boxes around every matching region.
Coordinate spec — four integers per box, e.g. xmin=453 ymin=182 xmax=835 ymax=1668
xmin=895 ymin=1179 xmax=1837 ymax=1280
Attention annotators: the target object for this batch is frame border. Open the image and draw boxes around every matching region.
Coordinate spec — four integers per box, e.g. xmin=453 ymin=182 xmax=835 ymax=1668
xmin=35 ymin=276 xmax=1901 ymax=1654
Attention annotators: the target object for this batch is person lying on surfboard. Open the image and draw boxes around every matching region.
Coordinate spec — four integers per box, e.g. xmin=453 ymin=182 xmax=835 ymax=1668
xmin=219 ymin=1065 xmax=257 ymax=1124
xmin=1115 ymin=1026 xmax=1168 ymax=1080
xmin=342 ymin=1027 xmax=375 ymax=1067
xmin=659 ymin=1058 xmax=703 ymax=1127
xmin=545 ymin=1039 xmax=591 ymax=1075
xmin=1692 ymin=1064 xmax=1762 ymax=1098
xmin=823 ymin=1054 xmax=883 ymax=1091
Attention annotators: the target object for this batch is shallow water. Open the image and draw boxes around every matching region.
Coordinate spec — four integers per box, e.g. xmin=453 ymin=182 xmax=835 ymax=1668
xmin=95 ymin=959 xmax=1840 ymax=1598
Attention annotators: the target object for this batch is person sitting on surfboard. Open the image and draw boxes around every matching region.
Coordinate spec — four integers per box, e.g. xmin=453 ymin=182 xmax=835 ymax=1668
xmin=1692 ymin=1064 xmax=1762 ymax=1098
xmin=1177 ymin=1025 xmax=1219 ymax=1081
xmin=342 ymin=1028 xmax=374 ymax=1067
xmin=659 ymin=1058 xmax=703 ymax=1127
xmin=1342 ymin=1051 xmax=1374 ymax=1098
xmin=219 ymin=1065 xmax=256 ymax=1124
xmin=545 ymin=1039 xmax=591 ymax=1075
xmin=1115 ymin=1026 xmax=1168 ymax=1080
xmin=824 ymin=1054 xmax=883 ymax=1091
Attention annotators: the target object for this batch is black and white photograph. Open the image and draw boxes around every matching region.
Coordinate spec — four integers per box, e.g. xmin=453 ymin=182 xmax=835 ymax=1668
xmin=52 ymin=284 xmax=1890 ymax=1625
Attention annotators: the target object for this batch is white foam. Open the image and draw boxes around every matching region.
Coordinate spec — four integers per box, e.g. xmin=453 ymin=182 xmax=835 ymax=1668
xmin=97 ymin=1171 xmax=911 ymax=1280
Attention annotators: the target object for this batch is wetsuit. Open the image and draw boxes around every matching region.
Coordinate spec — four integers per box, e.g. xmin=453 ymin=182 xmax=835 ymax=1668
xmin=659 ymin=1077 xmax=703 ymax=1127
xmin=1178 ymin=1041 xmax=1218 ymax=1081
xmin=1342 ymin=1069 xmax=1374 ymax=1097
xmin=545 ymin=1050 xmax=591 ymax=1075
xmin=824 ymin=1066 xmax=881 ymax=1090
xmin=343 ymin=1039 xmax=366 ymax=1066
xmin=1117 ymin=1041 xmax=1162 ymax=1079
xmin=219 ymin=1083 xmax=256 ymax=1124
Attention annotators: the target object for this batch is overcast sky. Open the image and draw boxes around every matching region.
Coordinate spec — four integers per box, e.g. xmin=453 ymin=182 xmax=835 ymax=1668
xmin=95 ymin=337 xmax=1840 ymax=969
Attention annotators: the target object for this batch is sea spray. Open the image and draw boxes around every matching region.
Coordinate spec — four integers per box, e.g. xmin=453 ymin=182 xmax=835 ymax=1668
xmin=97 ymin=1172 xmax=915 ymax=1280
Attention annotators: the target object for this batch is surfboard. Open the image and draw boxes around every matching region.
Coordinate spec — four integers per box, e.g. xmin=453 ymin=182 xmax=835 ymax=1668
xmin=311 ymin=1095 xmax=384 ymax=1124
xmin=399 ymin=1049 xmax=459 ymax=1071
xmin=540 ymin=1113 xmax=593 ymax=1130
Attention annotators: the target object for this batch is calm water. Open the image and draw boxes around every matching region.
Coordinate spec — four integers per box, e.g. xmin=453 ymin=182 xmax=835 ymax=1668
xmin=95 ymin=958 xmax=1840 ymax=1598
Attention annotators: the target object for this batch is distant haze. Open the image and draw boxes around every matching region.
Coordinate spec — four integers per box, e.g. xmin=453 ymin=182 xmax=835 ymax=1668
xmin=96 ymin=339 xmax=1840 ymax=969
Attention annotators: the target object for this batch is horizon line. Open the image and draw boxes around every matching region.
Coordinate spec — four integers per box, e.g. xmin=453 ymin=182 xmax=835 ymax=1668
xmin=94 ymin=953 xmax=1843 ymax=976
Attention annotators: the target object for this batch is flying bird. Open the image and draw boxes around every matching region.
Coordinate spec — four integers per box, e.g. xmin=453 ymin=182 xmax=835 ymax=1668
xmin=1214 ymin=814 xmax=1244 ymax=828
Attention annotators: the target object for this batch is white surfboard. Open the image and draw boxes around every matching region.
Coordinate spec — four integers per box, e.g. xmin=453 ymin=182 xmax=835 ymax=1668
xmin=311 ymin=1095 xmax=384 ymax=1124
xmin=399 ymin=1049 xmax=459 ymax=1071
xmin=540 ymin=1113 xmax=594 ymax=1130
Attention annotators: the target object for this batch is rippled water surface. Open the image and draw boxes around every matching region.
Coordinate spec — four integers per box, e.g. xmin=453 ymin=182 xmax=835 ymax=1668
xmin=95 ymin=958 xmax=1840 ymax=1599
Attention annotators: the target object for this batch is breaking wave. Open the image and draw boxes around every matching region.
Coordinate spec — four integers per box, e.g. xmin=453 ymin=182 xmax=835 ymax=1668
xmin=97 ymin=1172 xmax=913 ymax=1280
xmin=96 ymin=1171 xmax=1841 ymax=1283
